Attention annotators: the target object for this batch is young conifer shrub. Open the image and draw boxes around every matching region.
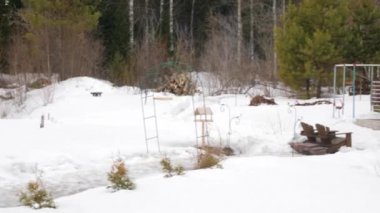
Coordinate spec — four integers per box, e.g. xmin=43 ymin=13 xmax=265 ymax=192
xmin=174 ymin=165 xmax=185 ymax=175
xmin=160 ymin=157 xmax=185 ymax=178
xmin=19 ymin=179 xmax=56 ymax=209
xmin=107 ymin=158 xmax=135 ymax=191
xmin=160 ymin=157 xmax=174 ymax=177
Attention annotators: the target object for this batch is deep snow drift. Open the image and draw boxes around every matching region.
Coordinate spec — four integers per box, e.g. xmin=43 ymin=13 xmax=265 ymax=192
xmin=1 ymin=77 xmax=380 ymax=212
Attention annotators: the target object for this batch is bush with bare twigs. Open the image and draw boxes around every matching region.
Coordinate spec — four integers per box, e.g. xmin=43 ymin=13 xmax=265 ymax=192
xmin=196 ymin=152 xmax=221 ymax=169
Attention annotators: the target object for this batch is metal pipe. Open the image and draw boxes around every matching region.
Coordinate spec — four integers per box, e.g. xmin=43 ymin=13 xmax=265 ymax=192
xmin=141 ymin=91 xmax=149 ymax=153
xmin=353 ymin=65 xmax=356 ymax=118
xmin=152 ymin=96 xmax=161 ymax=153
xmin=333 ymin=66 xmax=337 ymax=118
xmin=343 ymin=65 xmax=346 ymax=115
xmin=370 ymin=66 xmax=374 ymax=111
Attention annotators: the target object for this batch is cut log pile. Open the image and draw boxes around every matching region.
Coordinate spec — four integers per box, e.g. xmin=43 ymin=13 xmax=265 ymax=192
xmin=157 ymin=72 xmax=196 ymax=96
xmin=249 ymin=95 xmax=277 ymax=106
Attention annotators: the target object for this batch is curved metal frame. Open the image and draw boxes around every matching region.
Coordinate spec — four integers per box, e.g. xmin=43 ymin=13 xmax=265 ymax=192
xmin=333 ymin=64 xmax=380 ymax=118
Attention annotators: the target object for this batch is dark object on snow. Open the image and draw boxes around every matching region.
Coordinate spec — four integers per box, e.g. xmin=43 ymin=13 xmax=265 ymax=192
xmin=91 ymin=92 xmax=102 ymax=97
xmin=294 ymin=100 xmax=332 ymax=106
xmin=222 ymin=146 xmax=234 ymax=156
xmin=289 ymin=122 xmax=352 ymax=155
xmin=249 ymin=95 xmax=276 ymax=106
xmin=40 ymin=115 xmax=45 ymax=128
xmin=157 ymin=72 xmax=195 ymax=96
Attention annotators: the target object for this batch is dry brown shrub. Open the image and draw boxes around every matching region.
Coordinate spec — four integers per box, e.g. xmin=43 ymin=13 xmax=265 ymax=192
xmin=197 ymin=152 xmax=220 ymax=169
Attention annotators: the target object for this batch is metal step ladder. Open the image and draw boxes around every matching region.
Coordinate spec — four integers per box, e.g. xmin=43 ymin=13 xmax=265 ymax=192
xmin=141 ymin=90 xmax=161 ymax=153
xmin=371 ymin=81 xmax=380 ymax=113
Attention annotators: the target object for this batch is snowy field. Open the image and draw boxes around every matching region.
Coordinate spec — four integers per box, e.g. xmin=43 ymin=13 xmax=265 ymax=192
xmin=1 ymin=77 xmax=380 ymax=212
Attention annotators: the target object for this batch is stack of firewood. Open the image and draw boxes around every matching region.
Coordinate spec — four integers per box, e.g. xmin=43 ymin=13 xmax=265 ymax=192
xmin=157 ymin=72 xmax=195 ymax=95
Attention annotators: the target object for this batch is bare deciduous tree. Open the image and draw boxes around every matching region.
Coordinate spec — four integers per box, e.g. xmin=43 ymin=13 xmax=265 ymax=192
xmin=169 ymin=0 xmax=174 ymax=54
xmin=273 ymin=0 xmax=277 ymax=80
xmin=237 ymin=0 xmax=242 ymax=63
xmin=129 ymin=0 xmax=134 ymax=49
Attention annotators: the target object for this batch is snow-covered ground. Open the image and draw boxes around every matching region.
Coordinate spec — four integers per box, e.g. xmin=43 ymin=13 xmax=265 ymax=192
xmin=1 ymin=77 xmax=380 ymax=212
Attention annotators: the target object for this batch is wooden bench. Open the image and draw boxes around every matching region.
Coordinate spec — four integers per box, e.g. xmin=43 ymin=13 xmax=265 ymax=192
xmin=315 ymin=123 xmax=352 ymax=153
xmin=289 ymin=122 xmax=352 ymax=155
xmin=90 ymin=92 xmax=102 ymax=97
xmin=300 ymin=122 xmax=318 ymax=142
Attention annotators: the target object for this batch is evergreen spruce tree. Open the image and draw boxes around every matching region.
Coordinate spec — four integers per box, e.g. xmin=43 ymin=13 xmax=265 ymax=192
xmin=107 ymin=158 xmax=135 ymax=191
xmin=19 ymin=179 xmax=56 ymax=209
xmin=0 ymin=0 xmax=22 ymax=73
xmin=277 ymin=0 xmax=380 ymax=98
xmin=343 ymin=0 xmax=380 ymax=63
xmin=276 ymin=0 xmax=347 ymax=98
xmin=160 ymin=157 xmax=185 ymax=177
xmin=18 ymin=0 xmax=101 ymax=78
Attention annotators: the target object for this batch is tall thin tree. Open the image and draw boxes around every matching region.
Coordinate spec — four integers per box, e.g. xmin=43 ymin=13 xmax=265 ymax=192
xmin=237 ymin=0 xmax=242 ymax=63
xmin=250 ymin=0 xmax=254 ymax=61
xmin=190 ymin=0 xmax=196 ymax=57
xmin=159 ymin=0 xmax=164 ymax=36
xmin=169 ymin=0 xmax=174 ymax=54
xmin=145 ymin=0 xmax=149 ymax=43
xmin=273 ymin=0 xmax=277 ymax=80
xmin=129 ymin=0 xmax=134 ymax=49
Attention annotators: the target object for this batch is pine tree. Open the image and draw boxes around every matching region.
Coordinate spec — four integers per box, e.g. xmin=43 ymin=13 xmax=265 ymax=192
xmin=160 ymin=157 xmax=185 ymax=177
xmin=276 ymin=0 xmax=347 ymax=98
xmin=107 ymin=158 xmax=135 ymax=191
xmin=343 ymin=0 xmax=380 ymax=63
xmin=19 ymin=179 xmax=56 ymax=209
xmin=16 ymin=0 xmax=101 ymax=78
xmin=0 ymin=0 xmax=22 ymax=73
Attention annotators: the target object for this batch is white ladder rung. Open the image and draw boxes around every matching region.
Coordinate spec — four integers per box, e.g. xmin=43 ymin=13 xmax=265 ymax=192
xmin=144 ymin=115 xmax=155 ymax=120
xmin=141 ymin=90 xmax=161 ymax=153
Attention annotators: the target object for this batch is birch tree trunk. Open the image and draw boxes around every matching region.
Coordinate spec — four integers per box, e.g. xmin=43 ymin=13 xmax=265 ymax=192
xmin=190 ymin=0 xmax=196 ymax=56
xmin=145 ymin=0 xmax=149 ymax=43
xmin=169 ymin=0 xmax=174 ymax=54
xmin=159 ymin=0 xmax=164 ymax=36
xmin=129 ymin=0 xmax=134 ymax=49
xmin=272 ymin=0 xmax=277 ymax=80
xmin=45 ymin=25 xmax=51 ymax=76
xmin=237 ymin=0 xmax=242 ymax=63
xmin=250 ymin=0 xmax=254 ymax=61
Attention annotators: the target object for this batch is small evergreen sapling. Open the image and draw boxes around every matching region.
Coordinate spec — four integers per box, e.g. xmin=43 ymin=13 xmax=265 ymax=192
xmin=107 ymin=158 xmax=135 ymax=191
xmin=160 ymin=157 xmax=185 ymax=177
xmin=174 ymin=165 xmax=185 ymax=176
xmin=19 ymin=179 xmax=56 ymax=209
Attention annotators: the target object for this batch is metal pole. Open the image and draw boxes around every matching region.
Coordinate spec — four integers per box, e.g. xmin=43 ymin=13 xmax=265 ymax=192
xmin=370 ymin=66 xmax=374 ymax=112
xmin=343 ymin=65 xmax=346 ymax=115
xmin=152 ymin=97 xmax=161 ymax=153
xmin=141 ymin=91 xmax=149 ymax=153
xmin=353 ymin=65 xmax=356 ymax=118
xmin=192 ymin=95 xmax=199 ymax=149
xmin=333 ymin=66 xmax=337 ymax=118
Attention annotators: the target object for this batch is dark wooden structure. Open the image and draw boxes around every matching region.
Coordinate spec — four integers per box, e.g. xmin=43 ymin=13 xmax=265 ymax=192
xmin=90 ymin=92 xmax=102 ymax=97
xmin=289 ymin=122 xmax=352 ymax=155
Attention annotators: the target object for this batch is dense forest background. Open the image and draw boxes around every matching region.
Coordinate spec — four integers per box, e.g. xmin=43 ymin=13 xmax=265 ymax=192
xmin=1 ymin=0 xmax=380 ymax=97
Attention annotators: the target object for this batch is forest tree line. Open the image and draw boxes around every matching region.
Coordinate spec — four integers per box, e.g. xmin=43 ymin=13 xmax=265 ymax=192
xmin=1 ymin=0 xmax=380 ymax=97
